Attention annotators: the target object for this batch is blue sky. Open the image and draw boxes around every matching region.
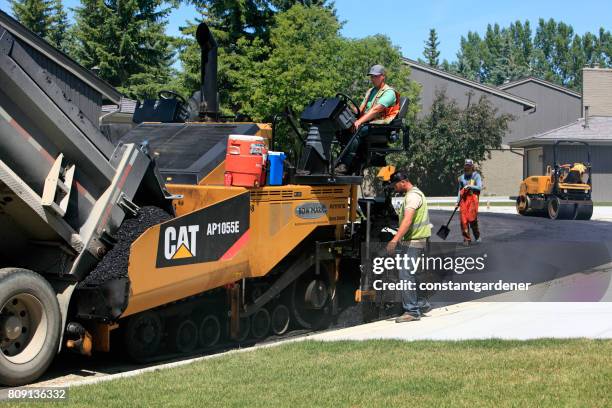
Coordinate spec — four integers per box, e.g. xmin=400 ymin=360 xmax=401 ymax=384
xmin=1 ymin=0 xmax=611 ymax=62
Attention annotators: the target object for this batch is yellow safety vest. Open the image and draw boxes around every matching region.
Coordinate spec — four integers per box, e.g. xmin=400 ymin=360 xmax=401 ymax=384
xmin=398 ymin=187 xmax=431 ymax=240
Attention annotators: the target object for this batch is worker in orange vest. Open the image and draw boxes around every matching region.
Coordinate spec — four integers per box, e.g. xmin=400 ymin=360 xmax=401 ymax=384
xmin=458 ymin=159 xmax=482 ymax=245
xmin=335 ymin=64 xmax=400 ymax=175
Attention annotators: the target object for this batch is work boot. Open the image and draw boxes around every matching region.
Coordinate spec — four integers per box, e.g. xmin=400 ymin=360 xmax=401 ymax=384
xmin=334 ymin=163 xmax=349 ymax=175
xmin=395 ymin=312 xmax=420 ymax=323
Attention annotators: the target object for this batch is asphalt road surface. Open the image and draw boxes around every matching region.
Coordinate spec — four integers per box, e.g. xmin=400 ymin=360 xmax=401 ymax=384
xmin=429 ymin=209 xmax=612 ymax=243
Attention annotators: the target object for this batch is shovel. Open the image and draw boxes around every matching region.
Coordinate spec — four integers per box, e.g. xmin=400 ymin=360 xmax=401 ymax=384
xmin=436 ymin=203 xmax=460 ymax=240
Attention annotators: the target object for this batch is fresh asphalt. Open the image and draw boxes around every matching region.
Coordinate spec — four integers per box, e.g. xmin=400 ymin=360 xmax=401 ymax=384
xmin=429 ymin=209 xmax=612 ymax=243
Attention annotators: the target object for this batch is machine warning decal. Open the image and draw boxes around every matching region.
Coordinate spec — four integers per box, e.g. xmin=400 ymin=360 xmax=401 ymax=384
xmin=295 ymin=202 xmax=328 ymax=219
xmin=156 ymin=193 xmax=250 ymax=268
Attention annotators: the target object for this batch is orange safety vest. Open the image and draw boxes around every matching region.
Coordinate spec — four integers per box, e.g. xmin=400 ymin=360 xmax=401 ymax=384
xmin=359 ymin=84 xmax=401 ymax=124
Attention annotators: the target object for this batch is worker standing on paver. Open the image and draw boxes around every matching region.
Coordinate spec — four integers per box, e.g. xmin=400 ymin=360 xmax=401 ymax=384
xmin=386 ymin=171 xmax=432 ymax=323
xmin=335 ymin=64 xmax=400 ymax=174
xmin=458 ymin=159 xmax=482 ymax=245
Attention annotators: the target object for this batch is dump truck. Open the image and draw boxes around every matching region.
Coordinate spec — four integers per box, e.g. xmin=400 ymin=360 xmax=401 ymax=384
xmin=0 ymin=10 xmax=174 ymax=385
xmin=0 ymin=12 xmax=408 ymax=386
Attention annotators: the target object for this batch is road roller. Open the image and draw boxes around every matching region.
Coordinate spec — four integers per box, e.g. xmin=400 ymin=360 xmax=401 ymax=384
xmin=0 ymin=12 xmax=409 ymax=386
xmin=516 ymin=140 xmax=593 ymax=220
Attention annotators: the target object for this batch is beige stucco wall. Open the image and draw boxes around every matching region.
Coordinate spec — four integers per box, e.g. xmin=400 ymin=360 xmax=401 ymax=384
xmin=479 ymin=147 xmax=524 ymax=197
xmin=583 ymin=68 xmax=612 ymax=116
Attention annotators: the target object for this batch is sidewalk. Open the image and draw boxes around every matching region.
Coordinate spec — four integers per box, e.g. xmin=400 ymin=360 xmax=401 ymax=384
xmin=309 ymin=269 xmax=612 ymax=342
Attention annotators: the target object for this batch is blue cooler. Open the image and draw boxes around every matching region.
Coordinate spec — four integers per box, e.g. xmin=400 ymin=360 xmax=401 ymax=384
xmin=267 ymin=151 xmax=286 ymax=186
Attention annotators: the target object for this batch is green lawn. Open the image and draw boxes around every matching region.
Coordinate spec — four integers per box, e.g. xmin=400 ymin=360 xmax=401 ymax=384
xmin=20 ymin=339 xmax=612 ymax=407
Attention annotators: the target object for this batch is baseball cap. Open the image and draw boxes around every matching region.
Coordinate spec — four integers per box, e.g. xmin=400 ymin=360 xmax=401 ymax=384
xmin=464 ymin=159 xmax=474 ymax=166
xmin=389 ymin=170 xmax=410 ymax=185
xmin=368 ymin=64 xmax=386 ymax=76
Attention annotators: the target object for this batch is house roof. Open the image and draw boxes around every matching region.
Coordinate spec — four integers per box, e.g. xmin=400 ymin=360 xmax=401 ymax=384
xmin=509 ymin=116 xmax=612 ymax=147
xmin=498 ymin=76 xmax=581 ymax=99
xmin=0 ymin=9 xmax=122 ymax=104
xmin=403 ymin=58 xmax=537 ymax=110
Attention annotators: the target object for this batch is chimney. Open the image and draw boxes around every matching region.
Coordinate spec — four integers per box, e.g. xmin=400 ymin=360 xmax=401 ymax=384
xmin=195 ymin=22 xmax=219 ymax=122
xmin=582 ymin=66 xmax=612 ymax=116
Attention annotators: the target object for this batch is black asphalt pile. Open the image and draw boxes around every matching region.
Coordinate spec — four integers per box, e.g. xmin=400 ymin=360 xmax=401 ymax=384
xmin=333 ymin=303 xmax=364 ymax=328
xmin=79 ymin=206 xmax=172 ymax=287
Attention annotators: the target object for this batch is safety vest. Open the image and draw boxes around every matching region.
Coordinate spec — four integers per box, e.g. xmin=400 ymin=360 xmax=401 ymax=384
xmin=359 ymin=84 xmax=401 ymax=124
xmin=398 ymin=187 xmax=431 ymax=240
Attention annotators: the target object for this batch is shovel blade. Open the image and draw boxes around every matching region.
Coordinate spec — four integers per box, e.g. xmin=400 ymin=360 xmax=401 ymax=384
xmin=436 ymin=225 xmax=450 ymax=240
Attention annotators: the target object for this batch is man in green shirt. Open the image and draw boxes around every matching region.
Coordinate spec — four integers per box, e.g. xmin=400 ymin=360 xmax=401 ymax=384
xmin=386 ymin=170 xmax=432 ymax=323
xmin=335 ymin=65 xmax=400 ymax=175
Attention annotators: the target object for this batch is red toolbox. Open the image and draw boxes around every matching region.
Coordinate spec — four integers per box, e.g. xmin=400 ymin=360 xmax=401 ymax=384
xmin=224 ymin=135 xmax=268 ymax=187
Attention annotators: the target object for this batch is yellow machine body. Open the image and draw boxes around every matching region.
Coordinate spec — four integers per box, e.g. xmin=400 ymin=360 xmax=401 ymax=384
xmin=516 ymin=159 xmax=593 ymax=220
xmin=519 ymin=163 xmax=591 ymax=196
xmin=123 ymin=183 xmax=355 ymax=317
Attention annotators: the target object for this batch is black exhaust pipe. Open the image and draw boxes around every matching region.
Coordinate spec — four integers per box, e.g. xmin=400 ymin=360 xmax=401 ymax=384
xmin=195 ymin=22 xmax=219 ymax=121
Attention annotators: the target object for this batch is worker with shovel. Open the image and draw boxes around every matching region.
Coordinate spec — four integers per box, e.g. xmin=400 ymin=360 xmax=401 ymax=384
xmin=458 ymin=159 xmax=482 ymax=245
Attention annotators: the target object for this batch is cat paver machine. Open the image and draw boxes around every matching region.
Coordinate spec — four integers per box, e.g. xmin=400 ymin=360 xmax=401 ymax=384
xmin=0 ymin=13 xmax=408 ymax=386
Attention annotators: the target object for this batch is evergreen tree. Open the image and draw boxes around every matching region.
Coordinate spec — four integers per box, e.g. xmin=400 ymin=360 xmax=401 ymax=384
xmin=454 ymin=18 xmax=612 ymax=91
xmin=422 ymin=28 xmax=440 ymax=67
xmin=10 ymin=0 xmax=68 ymax=50
xmin=10 ymin=0 xmax=49 ymax=37
xmin=71 ymin=0 xmax=176 ymax=99
xmin=456 ymin=31 xmax=484 ymax=82
xmin=47 ymin=0 xmax=68 ymax=50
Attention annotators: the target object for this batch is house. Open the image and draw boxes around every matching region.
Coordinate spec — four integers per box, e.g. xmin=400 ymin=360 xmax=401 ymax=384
xmin=404 ymin=58 xmax=583 ymax=197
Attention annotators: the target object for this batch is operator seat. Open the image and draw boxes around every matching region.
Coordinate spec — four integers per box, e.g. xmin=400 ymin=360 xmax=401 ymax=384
xmin=359 ymin=96 xmax=410 ymax=167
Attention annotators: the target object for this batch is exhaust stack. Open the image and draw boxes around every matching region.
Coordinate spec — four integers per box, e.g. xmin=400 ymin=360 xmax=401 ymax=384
xmin=196 ymin=22 xmax=219 ymax=121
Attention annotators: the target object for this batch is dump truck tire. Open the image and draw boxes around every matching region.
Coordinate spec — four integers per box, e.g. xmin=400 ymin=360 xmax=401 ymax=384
xmin=0 ymin=268 xmax=61 ymax=386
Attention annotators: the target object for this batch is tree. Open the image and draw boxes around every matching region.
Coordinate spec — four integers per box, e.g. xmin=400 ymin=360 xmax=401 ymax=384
xmin=423 ymin=28 xmax=440 ymax=67
xmin=71 ymin=0 xmax=176 ymax=99
xmin=453 ymin=18 xmax=612 ymax=91
xmin=234 ymin=6 xmax=420 ymax=119
xmin=47 ymin=0 xmax=68 ymax=50
xmin=206 ymin=4 xmax=419 ymax=153
xmin=10 ymin=0 xmax=68 ymax=50
xmin=392 ymin=90 xmax=512 ymax=195
xmin=175 ymin=1 xmax=333 ymax=111
xmin=455 ymin=31 xmax=484 ymax=82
